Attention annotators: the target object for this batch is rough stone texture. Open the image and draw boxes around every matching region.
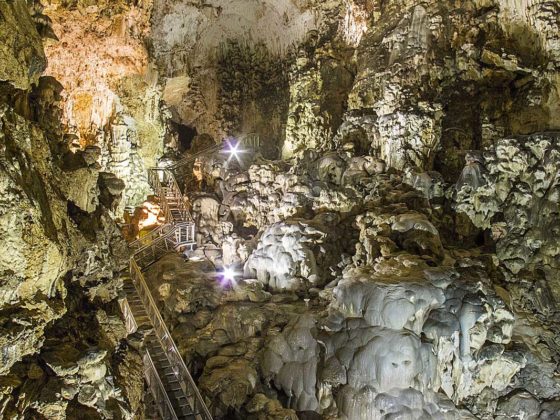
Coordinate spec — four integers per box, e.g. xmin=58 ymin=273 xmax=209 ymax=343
xmin=3 ymin=0 xmax=560 ymax=419
xmin=0 ymin=5 xmax=143 ymax=418
xmin=344 ymin=0 xmax=560 ymax=174
xmin=282 ymin=37 xmax=355 ymax=159
xmin=142 ymin=129 xmax=560 ymax=418
xmin=42 ymin=0 xmax=165 ymax=213
xmin=455 ymin=133 xmax=560 ymax=274
xmin=149 ymin=0 xmax=319 ymax=146
xmin=244 ymin=221 xmax=327 ymax=291
xmin=0 ymin=1 xmax=46 ymax=90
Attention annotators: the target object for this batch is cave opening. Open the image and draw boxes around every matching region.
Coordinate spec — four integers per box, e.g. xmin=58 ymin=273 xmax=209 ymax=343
xmin=171 ymin=121 xmax=198 ymax=153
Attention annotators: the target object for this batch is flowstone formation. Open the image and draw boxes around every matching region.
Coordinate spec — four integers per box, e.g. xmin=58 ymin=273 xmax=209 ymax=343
xmin=149 ymin=0 xmax=319 ymax=148
xmin=0 ymin=2 xmax=143 ymax=418
xmin=2 ymin=0 xmax=560 ymax=419
xmin=142 ymin=135 xmax=560 ymax=418
xmin=41 ymin=0 xmax=166 ymax=213
xmin=342 ymin=0 xmax=560 ymax=176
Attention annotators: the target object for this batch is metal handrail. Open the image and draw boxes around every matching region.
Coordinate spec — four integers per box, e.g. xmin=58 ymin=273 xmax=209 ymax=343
xmin=129 ymin=224 xmax=174 ymax=251
xmin=119 ymin=294 xmax=178 ymax=420
xmin=130 ymin=259 xmax=213 ymax=419
xmin=123 ymin=156 xmax=211 ymax=419
xmin=149 ymin=168 xmax=193 ymax=223
xmin=133 ymin=222 xmax=194 ymax=257
xmin=133 ymin=237 xmax=174 ymax=270
xmin=167 ymin=143 xmax=224 ymax=171
xmin=240 ymin=133 xmax=260 ymax=149
xmin=143 ymin=347 xmax=179 ymax=420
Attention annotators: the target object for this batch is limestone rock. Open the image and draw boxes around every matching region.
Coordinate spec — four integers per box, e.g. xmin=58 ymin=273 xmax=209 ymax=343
xmin=263 ymin=315 xmax=320 ymax=411
xmin=244 ymin=221 xmax=327 ymax=291
xmin=0 ymin=0 xmax=46 ymax=90
xmin=0 ymin=5 xmax=143 ymax=416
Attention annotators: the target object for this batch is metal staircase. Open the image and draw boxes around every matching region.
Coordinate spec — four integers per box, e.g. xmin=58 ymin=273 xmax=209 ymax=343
xmin=122 ymin=262 xmax=212 ymax=420
xmin=239 ymin=133 xmax=260 ymax=150
xmin=148 ymin=167 xmax=193 ymax=223
xmin=120 ymin=138 xmax=261 ymax=419
xmin=166 ymin=143 xmax=225 ymax=172
xmin=120 ymin=160 xmax=212 ymax=419
xmin=131 ymin=223 xmax=195 ymax=269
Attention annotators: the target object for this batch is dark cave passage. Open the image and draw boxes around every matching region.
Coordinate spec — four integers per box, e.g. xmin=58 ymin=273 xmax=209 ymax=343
xmin=172 ymin=121 xmax=198 ymax=153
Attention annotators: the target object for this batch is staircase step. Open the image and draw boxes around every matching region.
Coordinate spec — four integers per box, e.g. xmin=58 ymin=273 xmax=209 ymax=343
xmin=165 ymin=381 xmax=182 ymax=391
xmin=122 ymin=177 xmax=209 ymax=419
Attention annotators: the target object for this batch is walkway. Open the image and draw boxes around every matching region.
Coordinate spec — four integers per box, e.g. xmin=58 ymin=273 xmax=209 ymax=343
xmin=120 ymin=164 xmax=212 ymax=420
xmin=120 ymin=138 xmax=261 ymax=419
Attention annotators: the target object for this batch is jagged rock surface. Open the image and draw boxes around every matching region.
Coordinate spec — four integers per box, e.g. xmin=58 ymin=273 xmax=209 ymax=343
xmin=42 ymin=0 xmax=166 ymax=212
xmin=0 ymin=2 xmax=143 ymax=418
xmin=2 ymin=0 xmax=560 ymax=419
xmin=144 ymin=133 xmax=560 ymax=418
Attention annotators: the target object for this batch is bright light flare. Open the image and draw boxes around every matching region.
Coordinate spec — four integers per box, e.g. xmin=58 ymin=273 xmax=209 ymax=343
xmin=218 ymin=266 xmax=239 ymax=287
xmin=223 ymin=139 xmax=245 ymax=163
xmin=137 ymin=201 xmax=163 ymax=230
xmin=223 ymin=266 xmax=236 ymax=281
xmin=228 ymin=142 xmax=240 ymax=157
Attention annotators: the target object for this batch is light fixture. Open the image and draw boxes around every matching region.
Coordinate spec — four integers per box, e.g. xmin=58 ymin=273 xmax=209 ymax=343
xmin=219 ymin=266 xmax=238 ymax=286
xmin=228 ymin=142 xmax=240 ymax=158
xmin=223 ymin=139 xmax=245 ymax=163
xmin=223 ymin=266 xmax=236 ymax=281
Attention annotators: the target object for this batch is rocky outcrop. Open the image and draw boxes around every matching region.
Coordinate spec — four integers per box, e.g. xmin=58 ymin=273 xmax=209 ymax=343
xmin=343 ymin=0 xmax=560 ymax=175
xmin=3 ymin=0 xmax=560 ymax=418
xmin=0 ymin=2 xmax=143 ymax=417
xmin=0 ymin=1 xmax=46 ymax=90
xmin=42 ymin=0 xmax=166 ymax=213
xmin=141 ymin=132 xmax=560 ymax=418
xmin=282 ymin=36 xmax=355 ymax=158
xmin=455 ymin=133 xmax=560 ymax=274
xmin=244 ymin=221 xmax=327 ymax=291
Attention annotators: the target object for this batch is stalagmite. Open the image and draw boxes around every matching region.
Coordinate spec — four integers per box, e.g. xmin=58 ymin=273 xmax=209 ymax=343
xmin=1 ymin=0 xmax=560 ymax=419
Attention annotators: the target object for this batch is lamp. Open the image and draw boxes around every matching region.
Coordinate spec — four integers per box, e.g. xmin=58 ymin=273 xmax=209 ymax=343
xmin=223 ymin=139 xmax=244 ymax=164
xmin=219 ymin=266 xmax=238 ymax=286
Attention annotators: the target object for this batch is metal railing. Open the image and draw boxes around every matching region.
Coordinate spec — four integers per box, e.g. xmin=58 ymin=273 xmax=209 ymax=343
xmin=173 ymin=222 xmax=196 ymax=245
xmin=121 ymin=149 xmax=212 ymax=419
xmin=120 ymin=296 xmax=179 ymax=420
xmin=130 ymin=259 xmax=213 ymax=420
xmin=119 ymin=295 xmax=138 ymax=337
xmin=167 ymin=144 xmax=224 ymax=171
xmin=143 ymin=347 xmax=179 ymax=420
xmin=129 ymin=224 xmax=175 ymax=252
xmin=133 ymin=222 xmax=195 ymax=269
xmin=240 ymin=133 xmax=260 ymax=150
xmin=148 ymin=168 xmax=192 ymax=223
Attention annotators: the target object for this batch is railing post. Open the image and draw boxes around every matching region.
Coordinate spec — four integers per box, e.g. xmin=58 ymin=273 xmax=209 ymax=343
xmin=130 ymin=160 xmax=210 ymax=419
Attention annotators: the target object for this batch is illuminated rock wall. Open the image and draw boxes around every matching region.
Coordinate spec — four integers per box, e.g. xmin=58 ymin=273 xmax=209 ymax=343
xmin=2 ymin=0 xmax=560 ymax=418
xmin=43 ymin=1 xmax=165 ymax=213
xmin=0 ymin=2 xmax=143 ymax=417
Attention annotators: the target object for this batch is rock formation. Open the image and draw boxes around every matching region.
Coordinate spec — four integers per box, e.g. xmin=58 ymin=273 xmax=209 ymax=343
xmin=2 ymin=0 xmax=560 ymax=419
xmin=42 ymin=0 xmax=166 ymax=213
xmin=0 ymin=2 xmax=143 ymax=418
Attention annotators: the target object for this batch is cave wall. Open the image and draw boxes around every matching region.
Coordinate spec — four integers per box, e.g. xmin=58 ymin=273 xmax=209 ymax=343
xmin=135 ymin=1 xmax=560 ymax=419
xmin=344 ymin=0 xmax=560 ymax=173
xmin=149 ymin=0 xmax=322 ymax=150
xmin=2 ymin=0 xmax=560 ymax=418
xmin=216 ymin=40 xmax=290 ymax=158
xmin=42 ymin=0 xmax=166 ymax=213
xmin=0 ymin=2 xmax=143 ymax=418
xmin=37 ymin=0 xmax=560 ymax=195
